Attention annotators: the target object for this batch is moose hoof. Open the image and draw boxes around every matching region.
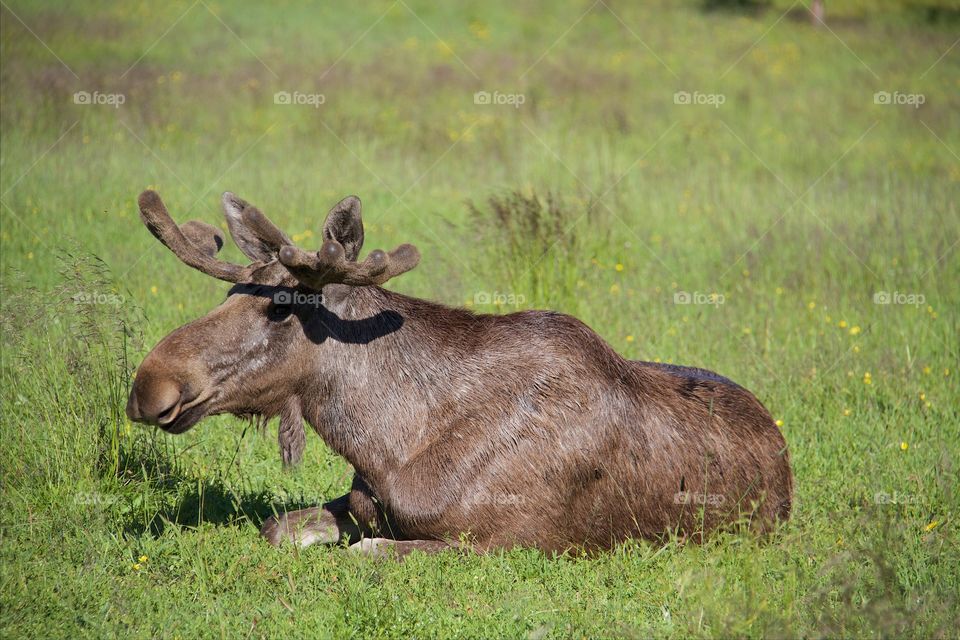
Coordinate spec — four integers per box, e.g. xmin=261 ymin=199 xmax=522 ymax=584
xmin=260 ymin=510 xmax=339 ymax=548
xmin=260 ymin=515 xmax=286 ymax=546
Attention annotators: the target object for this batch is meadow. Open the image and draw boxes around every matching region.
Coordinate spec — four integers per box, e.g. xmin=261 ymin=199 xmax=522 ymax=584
xmin=1 ymin=1 xmax=958 ymax=637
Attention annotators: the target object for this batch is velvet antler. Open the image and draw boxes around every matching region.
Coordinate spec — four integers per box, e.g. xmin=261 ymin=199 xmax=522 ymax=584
xmin=277 ymin=240 xmax=420 ymax=289
xmin=138 ymin=190 xmax=250 ymax=283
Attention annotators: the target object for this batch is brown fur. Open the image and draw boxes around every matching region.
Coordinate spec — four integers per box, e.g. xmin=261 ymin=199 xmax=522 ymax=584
xmin=127 ymin=191 xmax=793 ymax=554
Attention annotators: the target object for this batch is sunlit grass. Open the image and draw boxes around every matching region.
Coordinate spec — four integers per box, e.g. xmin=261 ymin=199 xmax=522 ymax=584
xmin=1 ymin=0 xmax=958 ymax=637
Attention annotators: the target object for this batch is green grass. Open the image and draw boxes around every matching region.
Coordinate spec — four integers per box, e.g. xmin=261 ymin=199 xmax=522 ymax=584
xmin=1 ymin=1 xmax=958 ymax=637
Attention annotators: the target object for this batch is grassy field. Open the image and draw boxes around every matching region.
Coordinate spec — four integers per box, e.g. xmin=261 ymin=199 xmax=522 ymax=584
xmin=1 ymin=0 xmax=958 ymax=637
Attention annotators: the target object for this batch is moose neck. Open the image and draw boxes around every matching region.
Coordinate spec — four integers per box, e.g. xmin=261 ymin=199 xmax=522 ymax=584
xmin=298 ymin=285 xmax=471 ymax=486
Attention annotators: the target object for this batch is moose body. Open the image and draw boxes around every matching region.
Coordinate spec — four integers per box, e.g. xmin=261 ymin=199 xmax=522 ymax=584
xmin=127 ymin=190 xmax=792 ymax=555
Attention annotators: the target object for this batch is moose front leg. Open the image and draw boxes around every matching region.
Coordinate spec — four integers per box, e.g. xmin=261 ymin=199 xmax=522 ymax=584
xmin=260 ymin=475 xmax=389 ymax=548
xmin=349 ymin=538 xmax=456 ymax=558
xmin=260 ymin=493 xmax=359 ymax=548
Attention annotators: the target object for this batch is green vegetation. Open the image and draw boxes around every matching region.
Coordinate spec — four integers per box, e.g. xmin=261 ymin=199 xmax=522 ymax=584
xmin=1 ymin=1 xmax=957 ymax=637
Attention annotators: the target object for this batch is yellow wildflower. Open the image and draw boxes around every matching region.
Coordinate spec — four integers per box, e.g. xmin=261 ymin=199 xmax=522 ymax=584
xmin=849 ymin=326 xmax=861 ymax=336
xmin=435 ymin=40 xmax=454 ymax=57
xmin=900 ymin=441 xmax=908 ymax=451
xmin=469 ymin=21 xmax=490 ymax=40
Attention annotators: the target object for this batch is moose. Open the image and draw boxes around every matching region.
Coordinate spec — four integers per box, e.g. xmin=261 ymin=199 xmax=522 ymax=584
xmin=126 ymin=190 xmax=793 ymax=556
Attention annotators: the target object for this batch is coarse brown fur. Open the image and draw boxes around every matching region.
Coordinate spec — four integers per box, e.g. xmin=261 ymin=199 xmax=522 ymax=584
xmin=127 ymin=190 xmax=793 ymax=555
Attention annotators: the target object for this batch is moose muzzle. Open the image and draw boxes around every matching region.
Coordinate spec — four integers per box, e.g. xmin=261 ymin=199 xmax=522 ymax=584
xmin=126 ymin=373 xmax=188 ymax=428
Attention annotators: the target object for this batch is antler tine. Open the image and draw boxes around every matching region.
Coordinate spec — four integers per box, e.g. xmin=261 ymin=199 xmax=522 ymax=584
xmin=221 ymin=192 xmax=291 ymax=261
xmin=138 ymin=190 xmax=249 ymax=283
xmin=278 ymin=239 xmax=420 ymax=290
xmin=241 ymin=203 xmax=291 ymax=250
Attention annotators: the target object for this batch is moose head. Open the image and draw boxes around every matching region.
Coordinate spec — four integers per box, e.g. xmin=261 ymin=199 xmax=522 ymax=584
xmin=125 ymin=190 xmax=420 ymax=464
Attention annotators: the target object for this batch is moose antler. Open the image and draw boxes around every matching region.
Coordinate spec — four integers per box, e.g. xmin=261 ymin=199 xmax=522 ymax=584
xmin=277 ymin=240 xmax=420 ymax=289
xmin=221 ymin=192 xmax=291 ymax=263
xmin=139 ymin=190 xmax=420 ymax=289
xmin=138 ymin=190 xmax=250 ymax=283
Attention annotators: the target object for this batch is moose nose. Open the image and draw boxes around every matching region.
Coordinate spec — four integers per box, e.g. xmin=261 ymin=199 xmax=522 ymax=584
xmin=126 ymin=377 xmax=183 ymax=426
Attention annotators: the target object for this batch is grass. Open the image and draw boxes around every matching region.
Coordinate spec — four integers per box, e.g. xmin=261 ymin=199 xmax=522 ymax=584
xmin=1 ymin=0 xmax=958 ymax=637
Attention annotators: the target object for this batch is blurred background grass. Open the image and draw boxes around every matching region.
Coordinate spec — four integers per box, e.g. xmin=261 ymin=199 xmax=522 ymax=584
xmin=1 ymin=0 xmax=958 ymax=637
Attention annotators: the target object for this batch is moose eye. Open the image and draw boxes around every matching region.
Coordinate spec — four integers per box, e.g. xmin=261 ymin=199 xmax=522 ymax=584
xmin=268 ymin=303 xmax=293 ymax=321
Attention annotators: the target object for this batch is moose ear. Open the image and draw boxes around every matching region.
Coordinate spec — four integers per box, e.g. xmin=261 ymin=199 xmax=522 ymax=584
xmin=322 ymin=196 xmax=364 ymax=262
xmin=221 ymin=192 xmax=289 ymax=263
